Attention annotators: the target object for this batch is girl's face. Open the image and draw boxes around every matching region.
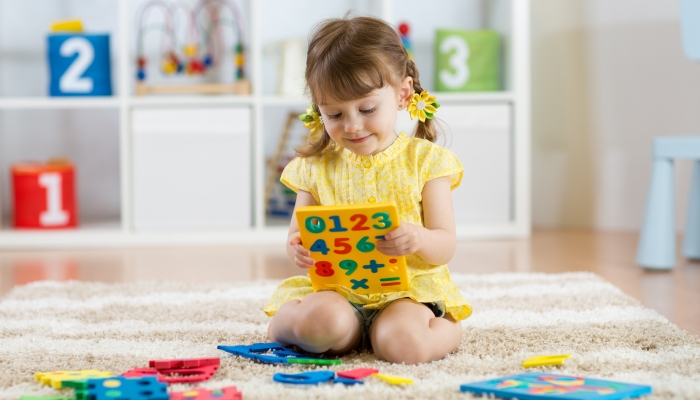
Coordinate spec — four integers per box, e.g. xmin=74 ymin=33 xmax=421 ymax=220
xmin=318 ymin=77 xmax=413 ymax=156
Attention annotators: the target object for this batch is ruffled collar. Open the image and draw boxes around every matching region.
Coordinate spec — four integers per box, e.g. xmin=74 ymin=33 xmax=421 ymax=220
xmin=340 ymin=132 xmax=410 ymax=167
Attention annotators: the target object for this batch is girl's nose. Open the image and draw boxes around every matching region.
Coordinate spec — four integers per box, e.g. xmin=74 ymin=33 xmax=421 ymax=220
xmin=344 ymin=115 xmax=363 ymax=133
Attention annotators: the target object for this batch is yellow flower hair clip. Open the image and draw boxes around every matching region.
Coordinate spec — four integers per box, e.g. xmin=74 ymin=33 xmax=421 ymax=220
xmin=298 ymin=104 xmax=324 ymax=139
xmin=407 ymin=90 xmax=440 ymax=122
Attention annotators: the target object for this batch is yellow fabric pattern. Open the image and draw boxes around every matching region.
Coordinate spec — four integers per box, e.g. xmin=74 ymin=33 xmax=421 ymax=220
xmin=264 ymin=132 xmax=472 ymax=321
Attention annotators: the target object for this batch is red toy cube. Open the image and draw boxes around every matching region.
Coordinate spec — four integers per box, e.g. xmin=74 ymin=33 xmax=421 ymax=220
xmin=12 ymin=160 xmax=78 ymax=229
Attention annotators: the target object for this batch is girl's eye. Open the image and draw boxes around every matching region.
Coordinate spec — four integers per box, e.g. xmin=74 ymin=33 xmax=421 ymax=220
xmin=326 ymin=113 xmax=341 ymax=119
xmin=360 ymin=108 xmax=376 ymax=114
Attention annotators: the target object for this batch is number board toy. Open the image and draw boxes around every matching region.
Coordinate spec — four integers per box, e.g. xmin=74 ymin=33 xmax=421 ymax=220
xmin=459 ymin=373 xmax=652 ymax=400
xmin=295 ymin=202 xmax=409 ymax=294
xmin=77 ymin=376 xmax=168 ymax=400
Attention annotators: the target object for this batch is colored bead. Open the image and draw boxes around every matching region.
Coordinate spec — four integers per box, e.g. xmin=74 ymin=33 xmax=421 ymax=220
xmin=184 ymin=44 xmax=197 ymax=57
xmin=203 ymin=55 xmax=212 ymax=66
xmin=137 ymin=69 xmax=146 ymax=80
xmin=137 ymin=57 xmax=146 ymax=68
xmin=398 ymin=22 xmax=410 ymax=35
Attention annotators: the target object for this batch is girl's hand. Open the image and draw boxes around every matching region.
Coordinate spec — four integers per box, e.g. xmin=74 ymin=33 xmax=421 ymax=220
xmin=376 ymin=222 xmax=423 ymax=256
xmin=289 ymin=232 xmax=315 ymax=269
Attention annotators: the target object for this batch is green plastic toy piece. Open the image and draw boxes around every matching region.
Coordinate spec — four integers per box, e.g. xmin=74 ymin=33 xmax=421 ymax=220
xmin=287 ymin=358 xmax=342 ymax=365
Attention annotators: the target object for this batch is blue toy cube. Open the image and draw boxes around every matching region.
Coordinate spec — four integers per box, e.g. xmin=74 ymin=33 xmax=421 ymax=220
xmin=47 ymin=33 xmax=112 ymax=96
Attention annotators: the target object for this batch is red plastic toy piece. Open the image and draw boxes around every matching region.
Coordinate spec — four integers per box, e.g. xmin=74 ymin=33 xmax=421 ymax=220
xmin=337 ymin=368 xmax=380 ymax=380
xmin=122 ymin=365 xmax=219 ymax=384
xmin=169 ymin=386 xmax=242 ymax=400
xmin=149 ymin=357 xmax=220 ymax=370
xmin=398 ymin=22 xmax=409 ymax=35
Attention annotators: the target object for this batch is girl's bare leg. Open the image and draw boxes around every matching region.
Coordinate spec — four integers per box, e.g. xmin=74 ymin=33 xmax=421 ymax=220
xmin=370 ymin=299 xmax=462 ymax=364
xmin=267 ymin=291 xmax=361 ymax=354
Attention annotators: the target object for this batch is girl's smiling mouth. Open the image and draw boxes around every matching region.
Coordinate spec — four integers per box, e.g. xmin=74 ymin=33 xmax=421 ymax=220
xmin=347 ymin=135 xmax=372 ymax=143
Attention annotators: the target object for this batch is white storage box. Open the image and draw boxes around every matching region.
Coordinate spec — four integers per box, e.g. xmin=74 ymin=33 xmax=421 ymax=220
xmin=396 ymin=103 xmax=511 ymax=224
xmin=131 ymin=107 xmax=251 ymax=230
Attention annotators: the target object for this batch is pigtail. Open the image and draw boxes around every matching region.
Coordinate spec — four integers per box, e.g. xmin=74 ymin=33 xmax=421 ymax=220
xmin=406 ymin=59 xmax=439 ymax=143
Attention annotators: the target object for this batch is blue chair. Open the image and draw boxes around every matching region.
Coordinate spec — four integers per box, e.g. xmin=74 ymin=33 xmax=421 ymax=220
xmin=636 ymin=0 xmax=700 ymax=269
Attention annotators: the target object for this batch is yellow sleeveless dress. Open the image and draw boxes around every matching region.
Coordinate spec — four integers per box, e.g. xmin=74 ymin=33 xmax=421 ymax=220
xmin=263 ymin=132 xmax=472 ymax=321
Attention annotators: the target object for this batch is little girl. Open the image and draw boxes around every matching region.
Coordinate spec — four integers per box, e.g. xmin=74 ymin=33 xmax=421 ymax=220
xmin=264 ymin=15 xmax=472 ymax=365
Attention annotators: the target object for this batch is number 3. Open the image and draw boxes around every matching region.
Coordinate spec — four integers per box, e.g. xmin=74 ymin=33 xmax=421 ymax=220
xmin=439 ymin=35 xmax=470 ymax=89
xmin=59 ymin=37 xmax=95 ymax=93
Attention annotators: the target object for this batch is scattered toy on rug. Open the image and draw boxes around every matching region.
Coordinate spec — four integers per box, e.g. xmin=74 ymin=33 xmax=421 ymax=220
xmin=35 ymin=370 xmax=112 ymax=389
xmin=273 ymin=370 xmax=336 ymax=385
xmin=271 ymin=368 xmax=414 ymax=386
xmin=218 ymin=342 xmax=341 ymax=365
xmin=122 ymin=357 xmax=220 ymax=383
xmin=460 ymin=373 xmax=652 ymax=400
xmin=521 ymin=354 xmax=572 ymax=368
xmin=371 ymin=373 xmax=414 ymax=385
xmin=169 ymin=386 xmax=242 ymax=400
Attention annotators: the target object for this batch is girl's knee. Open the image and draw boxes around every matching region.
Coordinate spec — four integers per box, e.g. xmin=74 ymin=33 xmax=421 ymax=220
xmin=293 ymin=300 xmax=354 ymax=346
xmin=372 ymin=323 xmax=430 ymax=364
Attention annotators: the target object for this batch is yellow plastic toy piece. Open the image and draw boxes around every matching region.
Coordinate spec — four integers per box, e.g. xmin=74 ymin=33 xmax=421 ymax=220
xmin=35 ymin=370 xmax=112 ymax=389
xmin=371 ymin=373 xmax=414 ymax=385
xmin=51 ymin=19 xmax=84 ymax=32
xmin=522 ymin=354 xmax=572 ymax=368
xmin=295 ymin=202 xmax=409 ymax=294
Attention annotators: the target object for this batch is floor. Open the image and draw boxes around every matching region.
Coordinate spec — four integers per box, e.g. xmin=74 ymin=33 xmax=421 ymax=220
xmin=1 ymin=229 xmax=698 ymax=336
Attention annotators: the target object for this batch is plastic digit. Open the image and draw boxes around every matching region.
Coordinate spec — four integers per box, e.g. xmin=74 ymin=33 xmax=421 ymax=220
xmin=356 ymin=236 xmax=375 ymax=252
xmin=314 ymin=261 xmax=335 ymax=277
xmin=305 ymin=216 xmax=326 ymax=233
xmin=309 ymin=239 xmax=330 ymax=255
xmin=338 ymin=260 xmax=358 ymax=276
xmin=371 ymin=212 xmax=392 ymax=229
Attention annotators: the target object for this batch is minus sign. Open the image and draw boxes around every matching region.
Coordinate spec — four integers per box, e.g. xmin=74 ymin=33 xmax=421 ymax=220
xmin=375 ymin=235 xmax=385 ymax=240
xmin=381 ymin=282 xmax=401 ymax=287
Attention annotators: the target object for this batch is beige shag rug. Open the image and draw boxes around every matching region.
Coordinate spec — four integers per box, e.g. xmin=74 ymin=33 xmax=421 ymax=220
xmin=1 ymin=272 xmax=700 ymax=399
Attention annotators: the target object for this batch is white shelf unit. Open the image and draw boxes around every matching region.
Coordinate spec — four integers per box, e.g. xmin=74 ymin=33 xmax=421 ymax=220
xmin=0 ymin=0 xmax=530 ymax=249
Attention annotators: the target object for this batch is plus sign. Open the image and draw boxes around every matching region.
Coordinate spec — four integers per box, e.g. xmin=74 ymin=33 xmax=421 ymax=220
xmin=363 ymin=260 xmax=385 ymax=273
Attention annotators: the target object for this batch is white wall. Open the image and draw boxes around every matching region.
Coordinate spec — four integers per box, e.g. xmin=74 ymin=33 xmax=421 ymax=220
xmin=532 ymin=0 xmax=700 ymax=231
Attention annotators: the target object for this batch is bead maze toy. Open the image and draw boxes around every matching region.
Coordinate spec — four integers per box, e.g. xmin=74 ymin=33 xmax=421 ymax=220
xmin=460 ymin=373 xmax=652 ymax=400
xmin=295 ymin=202 xmax=410 ymax=294
xmin=134 ymin=0 xmax=250 ymax=96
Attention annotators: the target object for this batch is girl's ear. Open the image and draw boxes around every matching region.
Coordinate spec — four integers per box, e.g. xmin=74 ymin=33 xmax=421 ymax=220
xmin=397 ymin=76 xmax=413 ymax=110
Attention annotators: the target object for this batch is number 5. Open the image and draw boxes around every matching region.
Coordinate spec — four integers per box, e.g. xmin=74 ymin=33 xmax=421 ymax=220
xmin=334 ymin=238 xmax=352 ymax=254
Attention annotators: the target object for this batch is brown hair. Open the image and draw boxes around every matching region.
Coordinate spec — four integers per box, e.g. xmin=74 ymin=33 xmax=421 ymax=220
xmin=296 ymin=15 xmax=439 ymax=157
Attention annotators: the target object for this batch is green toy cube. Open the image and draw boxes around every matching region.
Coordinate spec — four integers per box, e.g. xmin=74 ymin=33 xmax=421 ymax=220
xmin=435 ymin=29 xmax=500 ymax=92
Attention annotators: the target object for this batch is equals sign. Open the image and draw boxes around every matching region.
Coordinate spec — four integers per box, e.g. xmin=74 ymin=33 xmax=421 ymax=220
xmin=380 ymin=277 xmax=401 ymax=286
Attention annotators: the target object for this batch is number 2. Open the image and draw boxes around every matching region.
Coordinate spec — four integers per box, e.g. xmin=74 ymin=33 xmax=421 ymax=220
xmin=59 ymin=37 xmax=95 ymax=93
xmin=350 ymin=214 xmax=370 ymax=231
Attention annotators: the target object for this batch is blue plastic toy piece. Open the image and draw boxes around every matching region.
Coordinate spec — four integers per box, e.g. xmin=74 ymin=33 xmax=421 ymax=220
xmin=273 ymin=371 xmax=335 ymax=385
xmin=79 ymin=376 xmax=168 ymax=400
xmin=334 ymin=377 xmax=364 ymax=385
xmin=217 ymin=342 xmax=323 ymax=364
